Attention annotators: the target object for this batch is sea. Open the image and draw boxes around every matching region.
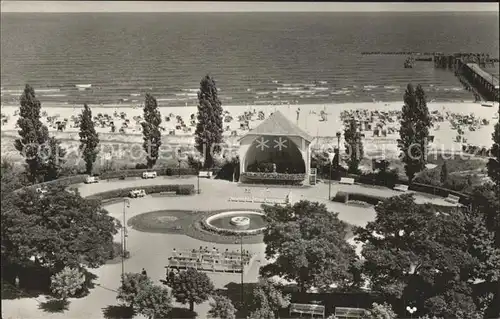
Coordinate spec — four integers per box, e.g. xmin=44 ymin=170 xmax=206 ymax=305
xmin=1 ymin=12 xmax=499 ymax=107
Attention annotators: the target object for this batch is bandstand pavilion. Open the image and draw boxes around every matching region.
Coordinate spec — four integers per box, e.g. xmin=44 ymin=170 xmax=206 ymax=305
xmin=238 ymin=111 xmax=314 ymax=185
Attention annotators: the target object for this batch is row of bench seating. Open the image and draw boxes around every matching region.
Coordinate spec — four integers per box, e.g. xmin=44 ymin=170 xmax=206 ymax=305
xmin=228 ymin=197 xmax=287 ymax=205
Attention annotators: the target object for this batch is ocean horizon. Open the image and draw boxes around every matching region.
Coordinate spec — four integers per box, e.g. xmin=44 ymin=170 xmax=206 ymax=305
xmin=1 ymin=12 xmax=499 ymax=107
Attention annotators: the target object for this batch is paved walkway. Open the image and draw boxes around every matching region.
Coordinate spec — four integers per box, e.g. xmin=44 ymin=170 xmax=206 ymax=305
xmin=2 ymin=177 xmax=456 ymax=319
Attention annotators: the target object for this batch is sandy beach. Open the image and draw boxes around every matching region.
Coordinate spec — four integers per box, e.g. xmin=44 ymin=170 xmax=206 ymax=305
xmin=1 ymin=101 xmax=498 ymax=162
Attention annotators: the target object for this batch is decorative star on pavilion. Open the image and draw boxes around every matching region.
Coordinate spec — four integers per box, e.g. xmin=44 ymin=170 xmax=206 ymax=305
xmin=255 ymin=137 xmax=269 ymax=151
xmin=273 ymin=137 xmax=288 ymax=151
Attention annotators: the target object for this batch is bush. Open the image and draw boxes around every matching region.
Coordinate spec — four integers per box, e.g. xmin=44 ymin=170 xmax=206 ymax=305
xmin=414 ymin=169 xmax=441 ymax=186
xmin=50 ymin=267 xmax=86 ymax=300
xmin=135 ymin=163 xmax=148 ymax=169
xmin=331 ymin=192 xmax=384 ymax=205
xmin=348 ymin=193 xmax=385 ymax=205
xmin=87 ymin=184 xmax=195 ymax=201
xmin=332 ymin=191 xmax=349 ymax=203
xmin=19 ymin=175 xmax=88 ymax=194
xmin=117 ymin=272 xmax=154 ymax=307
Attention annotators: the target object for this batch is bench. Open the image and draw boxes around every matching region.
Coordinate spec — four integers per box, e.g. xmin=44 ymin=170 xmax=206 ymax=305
xmin=394 ymin=184 xmax=409 ymax=192
xmin=335 ymin=307 xmax=365 ymax=319
xmin=290 ymin=303 xmax=325 ymax=318
xmin=198 ymin=171 xmax=212 ymax=178
xmin=340 ymin=177 xmax=355 ymax=185
xmin=445 ymin=194 xmax=460 ymax=204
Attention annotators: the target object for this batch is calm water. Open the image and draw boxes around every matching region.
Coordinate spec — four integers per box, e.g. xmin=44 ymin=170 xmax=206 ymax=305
xmin=1 ymin=12 xmax=499 ymax=106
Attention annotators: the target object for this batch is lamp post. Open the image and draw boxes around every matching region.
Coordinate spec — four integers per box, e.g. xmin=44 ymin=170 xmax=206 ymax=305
xmin=240 ymin=234 xmax=244 ymax=309
xmin=336 ymin=131 xmax=341 ymax=154
xmin=121 ymin=198 xmax=130 ymax=280
xmin=177 ymin=149 xmax=182 ymax=178
xmin=328 ymin=151 xmax=335 ymax=200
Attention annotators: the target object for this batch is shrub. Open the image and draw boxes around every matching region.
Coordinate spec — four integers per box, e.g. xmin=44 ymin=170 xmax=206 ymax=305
xmin=348 ymin=193 xmax=385 ymax=205
xmin=117 ymin=272 xmax=153 ymax=307
xmin=208 ymin=294 xmax=237 ymax=319
xmin=87 ymin=184 xmax=195 ymax=201
xmin=361 ymin=302 xmax=397 ymax=319
xmin=20 ymin=175 xmax=88 ymax=193
xmin=135 ymin=163 xmax=148 ymax=169
xmin=332 ymin=191 xmax=349 ymax=203
xmin=50 ymin=267 xmax=86 ymax=300
xmin=414 ymin=168 xmax=441 ymax=186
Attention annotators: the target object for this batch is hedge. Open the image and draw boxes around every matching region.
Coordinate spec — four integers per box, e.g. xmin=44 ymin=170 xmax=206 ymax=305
xmin=240 ymin=172 xmax=306 ymax=185
xmin=87 ymin=184 xmax=195 ymax=201
xmin=19 ymin=174 xmax=88 ymax=193
xmin=98 ymin=167 xmax=199 ymax=180
xmin=331 ymin=191 xmax=384 ymax=205
xmin=408 ymin=182 xmax=470 ymax=204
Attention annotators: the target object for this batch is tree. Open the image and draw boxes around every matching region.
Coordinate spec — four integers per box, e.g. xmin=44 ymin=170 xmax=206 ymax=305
xmin=208 ymin=294 xmax=236 ymax=319
xmin=170 ymin=267 xmax=215 ymax=311
xmin=117 ymin=272 xmax=154 ymax=307
xmin=440 ymin=162 xmax=448 ymax=185
xmin=1 ymin=185 xmax=118 ymax=271
xmin=1 ymin=159 xmax=28 ymax=200
xmin=134 ymin=284 xmax=172 ymax=319
xmin=344 ymin=118 xmax=364 ymax=174
xmin=260 ymin=200 xmax=359 ymax=292
xmin=355 ymin=194 xmax=500 ymax=318
xmin=195 ymin=74 xmax=223 ymax=169
xmin=79 ymin=104 xmax=100 ymax=174
xmin=362 ymin=302 xmax=397 ymax=319
xmin=249 ymin=278 xmax=291 ymax=319
xmin=248 ymin=305 xmax=275 ymax=319
xmin=14 ymin=84 xmax=50 ymax=183
xmin=486 ymin=109 xmax=500 ymax=188
xmin=40 ymin=136 xmax=66 ymax=182
xmin=141 ymin=94 xmax=162 ymax=168
xmin=397 ymin=84 xmax=432 ymax=183
xmin=50 ymin=266 xmax=86 ymax=300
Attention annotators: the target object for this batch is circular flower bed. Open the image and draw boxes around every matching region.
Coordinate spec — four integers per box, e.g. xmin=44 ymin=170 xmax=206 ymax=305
xmin=201 ymin=210 xmax=267 ymax=236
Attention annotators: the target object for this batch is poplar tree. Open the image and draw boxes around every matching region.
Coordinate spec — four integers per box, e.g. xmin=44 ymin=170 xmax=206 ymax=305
xmin=141 ymin=94 xmax=162 ymax=168
xmin=79 ymin=104 xmax=100 ymax=174
xmin=344 ymin=118 xmax=364 ymax=174
xmin=14 ymin=85 xmax=51 ymax=183
xmin=195 ymin=75 xmax=223 ymax=169
xmin=397 ymin=84 xmax=432 ymax=183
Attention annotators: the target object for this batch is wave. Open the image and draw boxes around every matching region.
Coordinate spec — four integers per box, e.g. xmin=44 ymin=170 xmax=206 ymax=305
xmin=42 ymin=94 xmax=67 ymax=97
xmin=181 ymin=88 xmax=199 ymax=93
xmin=317 ymin=81 xmax=328 ymax=85
xmin=256 ymin=91 xmax=271 ymax=95
xmin=363 ymin=85 xmax=378 ymax=90
xmin=130 ymin=93 xmax=141 ymax=97
xmin=383 ymin=85 xmax=400 ymax=89
xmin=174 ymin=93 xmax=198 ymax=97
xmin=36 ymin=88 xmax=61 ymax=93
xmin=331 ymin=89 xmax=352 ymax=95
xmin=311 ymin=87 xmax=329 ymax=91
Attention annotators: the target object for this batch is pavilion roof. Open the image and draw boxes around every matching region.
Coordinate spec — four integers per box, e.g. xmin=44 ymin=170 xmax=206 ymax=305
xmin=240 ymin=110 xmax=313 ymax=142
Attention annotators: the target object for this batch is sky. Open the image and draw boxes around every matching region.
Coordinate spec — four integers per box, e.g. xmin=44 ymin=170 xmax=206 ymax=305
xmin=1 ymin=1 xmax=499 ymax=13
